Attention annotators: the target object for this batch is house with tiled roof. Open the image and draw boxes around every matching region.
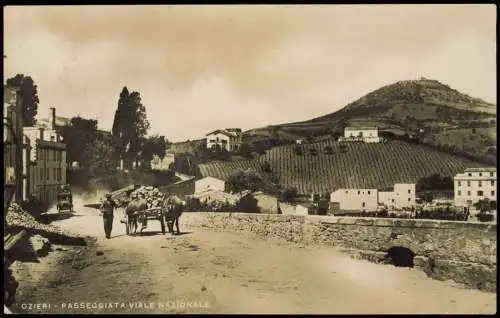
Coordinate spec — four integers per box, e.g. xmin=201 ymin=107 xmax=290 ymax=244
xmin=205 ymin=128 xmax=242 ymax=152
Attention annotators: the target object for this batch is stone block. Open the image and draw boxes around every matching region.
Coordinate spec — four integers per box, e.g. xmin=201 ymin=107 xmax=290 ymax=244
xmin=336 ymin=218 xmax=357 ymax=225
xmin=375 ymin=219 xmax=394 ymax=227
xmin=356 ymin=218 xmax=374 ymax=226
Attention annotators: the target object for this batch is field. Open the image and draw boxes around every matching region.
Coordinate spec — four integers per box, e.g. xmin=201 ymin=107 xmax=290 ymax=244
xmin=198 ymin=138 xmax=487 ymax=195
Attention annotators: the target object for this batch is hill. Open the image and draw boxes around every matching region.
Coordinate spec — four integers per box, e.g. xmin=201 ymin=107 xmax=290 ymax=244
xmin=247 ymin=78 xmax=496 ymax=164
xmin=198 ymin=138 xmax=487 ymax=196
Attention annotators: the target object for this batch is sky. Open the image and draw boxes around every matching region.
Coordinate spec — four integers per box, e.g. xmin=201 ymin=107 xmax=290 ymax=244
xmin=3 ymin=4 xmax=496 ymax=142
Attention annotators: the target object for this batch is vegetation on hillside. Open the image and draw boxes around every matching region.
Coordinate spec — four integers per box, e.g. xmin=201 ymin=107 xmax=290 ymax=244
xmin=199 ymin=138 xmax=485 ymax=196
xmin=246 ymin=78 xmax=496 ymax=164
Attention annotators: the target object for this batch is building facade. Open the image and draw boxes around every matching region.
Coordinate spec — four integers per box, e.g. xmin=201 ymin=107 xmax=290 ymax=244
xmin=378 ymin=183 xmax=416 ymax=210
xmin=454 ymin=167 xmax=497 ymax=208
xmin=330 ymin=183 xmax=416 ymax=211
xmin=330 ymin=188 xmax=379 ymax=211
xmin=341 ymin=126 xmax=381 ymax=143
xmin=3 ymin=86 xmax=23 ymax=202
xmin=23 ymin=108 xmax=67 ymax=204
xmin=206 ymin=128 xmax=242 ymax=151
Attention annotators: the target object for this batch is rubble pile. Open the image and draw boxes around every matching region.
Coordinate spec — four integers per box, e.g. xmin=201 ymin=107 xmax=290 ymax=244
xmin=129 ymin=185 xmax=166 ymax=209
xmin=6 ymin=203 xmax=84 ymax=243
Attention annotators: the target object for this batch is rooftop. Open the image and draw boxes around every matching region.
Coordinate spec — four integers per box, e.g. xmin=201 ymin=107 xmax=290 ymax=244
xmin=344 ymin=126 xmax=378 ymax=131
xmin=206 ymin=129 xmax=240 ymax=137
xmin=464 ymin=167 xmax=496 ymax=173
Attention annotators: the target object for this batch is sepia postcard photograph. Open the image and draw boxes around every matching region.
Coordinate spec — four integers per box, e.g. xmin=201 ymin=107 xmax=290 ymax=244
xmin=3 ymin=4 xmax=497 ymax=315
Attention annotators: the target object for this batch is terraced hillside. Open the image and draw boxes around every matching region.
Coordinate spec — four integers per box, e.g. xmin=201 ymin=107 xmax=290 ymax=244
xmin=198 ymin=139 xmax=486 ymax=195
xmin=198 ymin=159 xmax=263 ymax=182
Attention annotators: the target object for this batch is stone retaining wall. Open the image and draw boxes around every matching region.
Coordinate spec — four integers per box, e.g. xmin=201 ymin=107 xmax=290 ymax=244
xmin=180 ymin=212 xmax=497 ymax=292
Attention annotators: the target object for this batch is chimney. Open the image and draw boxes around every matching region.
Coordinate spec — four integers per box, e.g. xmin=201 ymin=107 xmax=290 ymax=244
xmin=39 ymin=127 xmax=44 ymax=141
xmin=49 ymin=107 xmax=56 ymax=130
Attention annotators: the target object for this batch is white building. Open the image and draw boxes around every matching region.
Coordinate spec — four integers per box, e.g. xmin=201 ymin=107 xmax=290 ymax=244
xmin=330 ymin=183 xmax=416 ymax=211
xmin=295 ymin=203 xmax=314 ymax=215
xmin=378 ymin=183 xmax=416 ymax=210
xmin=206 ymin=128 xmax=242 ymax=152
xmin=194 ymin=176 xmax=226 ymax=195
xmin=330 ymin=188 xmax=379 ymax=211
xmin=341 ymin=126 xmax=381 ymax=143
xmin=454 ymin=167 xmax=497 ymax=208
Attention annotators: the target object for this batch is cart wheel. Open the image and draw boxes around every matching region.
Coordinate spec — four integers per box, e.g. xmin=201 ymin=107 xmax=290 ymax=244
xmin=160 ymin=217 xmax=166 ymax=235
xmin=125 ymin=214 xmax=130 ymax=236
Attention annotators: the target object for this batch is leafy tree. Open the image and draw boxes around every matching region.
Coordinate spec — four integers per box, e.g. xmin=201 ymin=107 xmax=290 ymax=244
xmin=474 ymin=198 xmax=492 ymax=213
xmin=416 ymin=174 xmax=454 ymax=191
xmin=58 ymin=116 xmax=98 ymax=169
xmin=227 ymin=168 xmax=276 ymax=194
xmin=6 ymin=74 xmax=40 ymax=126
xmin=261 ymin=161 xmax=272 ymax=173
xmin=140 ymin=134 xmax=167 ymax=170
xmin=281 ymin=187 xmax=298 ymax=202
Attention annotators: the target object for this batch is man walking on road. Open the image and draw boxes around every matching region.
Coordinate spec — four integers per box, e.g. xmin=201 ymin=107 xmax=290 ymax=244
xmin=99 ymin=193 xmax=118 ymax=239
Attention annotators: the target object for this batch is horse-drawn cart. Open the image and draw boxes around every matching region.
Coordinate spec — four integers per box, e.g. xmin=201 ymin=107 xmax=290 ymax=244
xmin=124 ymin=206 xmax=167 ymax=236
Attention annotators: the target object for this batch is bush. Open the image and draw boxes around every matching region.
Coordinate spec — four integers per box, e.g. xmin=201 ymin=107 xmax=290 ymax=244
xmin=476 ymin=212 xmax=494 ymax=222
xmin=281 ymin=187 xmax=298 ymax=203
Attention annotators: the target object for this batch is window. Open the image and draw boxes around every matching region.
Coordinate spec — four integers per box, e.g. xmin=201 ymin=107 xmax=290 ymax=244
xmin=40 ymin=168 xmax=43 ymax=181
xmin=458 ymin=190 xmax=462 ymax=196
xmin=479 ymin=173 xmax=483 ymax=177
xmin=491 ymin=180 xmax=495 ymax=186
xmin=408 ymin=189 xmax=411 ymax=194
xmin=408 ymin=198 xmax=411 ymax=202
xmin=478 ymin=181 xmax=482 ymax=187
xmin=491 ymin=172 xmax=494 ymax=177
xmin=477 ymin=191 xmax=483 ymax=196
xmin=53 ymin=168 xmax=57 ymax=181
xmin=367 ymin=191 xmax=371 ymax=195
xmin=362 ymin=202 xmax=366 ymax=207
xmin=47 ymin=168 xmax=50 ymax=181
xmin=468 ymin=173 xmax=472 ymax=177
xmin=467 ymin=191 xmax=471 ymax=196
xmin=491 ymin=191 xmax=495 ymax=197
xmin=391 ymin=199 xmax=394 ymax=203
xmin=467 ymin=181 xmax=471 ymax=187
xmin=458 ymin=181 xmax=461 ymax=187
xmin=345 ymin=190 xmax=348 ymax=194
xmin=357 ymin=190 xmax=361 ymax=195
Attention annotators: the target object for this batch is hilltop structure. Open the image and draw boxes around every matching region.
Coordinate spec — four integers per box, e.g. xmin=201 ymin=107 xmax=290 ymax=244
xmin=206 ymin=128 xmax=242 ymax=152
xmin=339 ymin=126 xmax=381 ymax=143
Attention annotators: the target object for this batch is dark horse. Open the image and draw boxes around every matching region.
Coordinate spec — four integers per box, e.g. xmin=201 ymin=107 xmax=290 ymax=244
xmin=164 ymin=195 xmax=186 ymax=235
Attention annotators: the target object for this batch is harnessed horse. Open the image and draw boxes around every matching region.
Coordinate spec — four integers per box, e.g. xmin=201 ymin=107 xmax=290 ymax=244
xmin=125 ymin=198 xmax=148 ymax=234
xmin=163 ymin=195 xmax=186 ymax=235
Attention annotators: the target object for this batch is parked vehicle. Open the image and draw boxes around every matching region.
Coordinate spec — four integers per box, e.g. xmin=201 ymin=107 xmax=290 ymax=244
xmin=57 ymin=193 xmax=73 ymax=213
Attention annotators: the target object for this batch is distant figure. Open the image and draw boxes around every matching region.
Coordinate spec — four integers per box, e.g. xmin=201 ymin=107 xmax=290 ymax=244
xmin=99 ymin=194 xmax=118 ymax=239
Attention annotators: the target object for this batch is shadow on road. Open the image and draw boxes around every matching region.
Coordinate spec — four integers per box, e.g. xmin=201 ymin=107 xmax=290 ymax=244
xmin=40 ymin=212 xmax=85 ymax=224
xmin=126 ymin=231 xmax=193 ymax=237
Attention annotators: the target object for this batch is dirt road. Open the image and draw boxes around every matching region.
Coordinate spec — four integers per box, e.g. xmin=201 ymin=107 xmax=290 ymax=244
xmin=10 ymin=204 xmax=496 ymax=314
